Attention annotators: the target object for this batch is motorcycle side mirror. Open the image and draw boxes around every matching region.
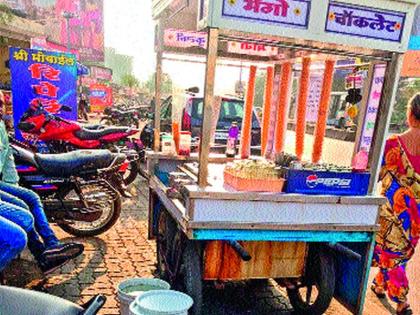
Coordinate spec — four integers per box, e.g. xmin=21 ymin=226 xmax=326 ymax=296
xmin=61 ymin=105 xmax=72 ymax=112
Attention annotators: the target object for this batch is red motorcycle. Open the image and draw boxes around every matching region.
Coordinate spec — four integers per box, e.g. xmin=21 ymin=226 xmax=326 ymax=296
xmin=18 ymin=104 xmax=143 ymax=185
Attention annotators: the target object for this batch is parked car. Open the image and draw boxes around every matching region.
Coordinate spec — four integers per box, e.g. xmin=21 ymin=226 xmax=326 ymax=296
xmin=160 ymin=94 xmax=261 ymax=147
xmin=141 ymin=94 xmax=261 ymax=151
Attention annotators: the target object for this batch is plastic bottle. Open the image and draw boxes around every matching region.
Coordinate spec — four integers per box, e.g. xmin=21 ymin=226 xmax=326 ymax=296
xmin=161 ymin=133 xmax=176 ymax=155
xmin=179 ymin=131 xmax=191 ymax=156
xmin=226 ymin=122 xmax=239 ymax=158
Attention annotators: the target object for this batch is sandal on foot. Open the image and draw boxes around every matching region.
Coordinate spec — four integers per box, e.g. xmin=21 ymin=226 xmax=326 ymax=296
xmin=370 ymin=285 xmax=386 ymax=299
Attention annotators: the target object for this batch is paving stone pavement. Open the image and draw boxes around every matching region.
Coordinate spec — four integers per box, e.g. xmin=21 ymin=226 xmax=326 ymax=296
xmin=5 ymin=178 xmax=419 ymax=314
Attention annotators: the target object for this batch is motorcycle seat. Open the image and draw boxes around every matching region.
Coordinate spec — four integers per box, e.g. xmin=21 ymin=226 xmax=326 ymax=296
xmin=75 ymin=126 xmax=134 ymax=140
xmin=35 ymin=150 xmax=125 ymax=177
xmin=115 ymin=109 xmax=137 ymax=115
xmin=12 ymin=144 xmax=38 ymax=166
xmin=81 ymin=123 xmax=105 ymax=130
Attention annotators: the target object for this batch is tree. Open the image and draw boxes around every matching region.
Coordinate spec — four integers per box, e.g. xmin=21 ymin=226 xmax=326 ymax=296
xmin=0 ymin=4 xmax=13 ymax=45
xmin=143 ymin=73 xmax=173 ymax=94
xmin=121 ymin=73 xmax=140 ymax=88
xmin=0 ymin=4 xmax=13 ymax=25
xmin=391 ymin=78 xmax=420 ymax=132
xmin=253 ymin=73 xmax=266 ymax=108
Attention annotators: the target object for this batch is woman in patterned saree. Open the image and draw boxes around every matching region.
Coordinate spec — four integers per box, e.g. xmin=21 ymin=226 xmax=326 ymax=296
xmin=371 ymin=93 xmax=420 ymax=315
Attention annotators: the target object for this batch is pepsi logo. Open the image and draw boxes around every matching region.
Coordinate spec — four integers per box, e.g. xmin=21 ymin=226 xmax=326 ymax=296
xmin=306 ymin=174 xmax=319 ymax=188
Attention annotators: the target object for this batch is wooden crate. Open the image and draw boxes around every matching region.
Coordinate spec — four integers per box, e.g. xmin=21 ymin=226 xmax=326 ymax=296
xmin=203 ymin=241 xmax=307 ymax=280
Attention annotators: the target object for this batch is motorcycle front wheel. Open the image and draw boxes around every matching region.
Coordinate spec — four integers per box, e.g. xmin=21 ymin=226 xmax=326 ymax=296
xmin=57 ymin=182 xmax=122 ymax=237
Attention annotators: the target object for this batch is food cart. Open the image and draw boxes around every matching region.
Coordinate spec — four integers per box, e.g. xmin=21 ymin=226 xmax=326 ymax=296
xmin=148 ymin=0 xmax=420 ymax=314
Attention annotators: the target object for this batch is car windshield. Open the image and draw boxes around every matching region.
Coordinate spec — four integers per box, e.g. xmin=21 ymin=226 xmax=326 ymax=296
xmin=192 ymin=99 xmax=259 ymax=128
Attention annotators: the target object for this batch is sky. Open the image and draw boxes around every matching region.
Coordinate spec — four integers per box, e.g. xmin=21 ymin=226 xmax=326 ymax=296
xmin=103 ymin=0 xmax=250 ymax=93
xmin=104 ymin=0 xmax=155 ymax=82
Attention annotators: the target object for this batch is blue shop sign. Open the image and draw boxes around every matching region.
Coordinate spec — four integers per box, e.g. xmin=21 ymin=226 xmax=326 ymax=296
xmin=325 ymin=2 xmax=405 ymax=42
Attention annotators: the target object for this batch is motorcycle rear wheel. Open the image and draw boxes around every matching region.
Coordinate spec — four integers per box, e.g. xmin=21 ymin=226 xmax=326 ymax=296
xmin=57 ymin=183 xmax=122 ymax=237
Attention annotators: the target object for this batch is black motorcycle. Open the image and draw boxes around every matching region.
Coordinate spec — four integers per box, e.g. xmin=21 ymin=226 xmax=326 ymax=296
xmin=12 ymin=141 xmax=126 ymax=237
xmin=100 ymin=105 xmax=149 ymax=128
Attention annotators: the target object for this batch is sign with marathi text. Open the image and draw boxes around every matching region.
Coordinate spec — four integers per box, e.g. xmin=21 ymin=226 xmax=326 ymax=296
xmin=1 ymin=0 xmax=104 ymax=62
xmin=164 ymin=29 xmax=208 ymax=49
xmin=325 ymin=2 xmax=405 ymax=42
xmin=358 ymin=64 xmax=386 ymax=153
xmin=227 ymin=41 xmax=279 ymax=56
xmin=408 ymin=5 xmax=420 ymax=50
xmin=31 ymin=37 xmax=79 ymax=59
xmin=306 ymin=74 xmax=323 ymax=123
xmin=89 ymin=84 xmax=113 ymax=113
xmin=90 ymin=66 xmax=113 ymax=81
xmin=10 ymin=48 xmax=77 ymax=140
xmin=222 ymin=0 xmax=311 ymax=29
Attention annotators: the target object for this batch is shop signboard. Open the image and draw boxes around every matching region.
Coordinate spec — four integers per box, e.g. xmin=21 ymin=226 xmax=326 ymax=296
xmin=89 ymin=83 xmax=112 ymax=113
xmin=90 ymin=66 xmax=113 ymax=81
xmin=408 ymin=5 xmax=420 ymax=50
xmin=357 ymin=64 xmax=386 ymax=153
xmin=401 ymin=7 xmax=420 ymax=77
xmin=345 ymin=73 xmax=363 ymax=90
xmin=325 ymin=2 xmax=406 ymax=42
xmin=1 ymin=0 xmax=104 ymax=62
xmin=306 ymin=73 xmax=323 ymax=123
xmin=221 ymin=0 xmax=311 ymax=29
xmin=31 ymin=37 xmax=79 ymax=59
xmin=199 ymin=0 xmax=415 ymax=53
xmin=227 ymin=41 xmax=279 ymax=56
xmin=164 ymin=29 xmax=208 ymax=49
xmin=9 ymin=47 xmax=77 ymax=140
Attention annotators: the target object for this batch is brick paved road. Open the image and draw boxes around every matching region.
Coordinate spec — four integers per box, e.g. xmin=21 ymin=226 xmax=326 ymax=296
xmin=5 ymin=178 xmax=419 ymax=314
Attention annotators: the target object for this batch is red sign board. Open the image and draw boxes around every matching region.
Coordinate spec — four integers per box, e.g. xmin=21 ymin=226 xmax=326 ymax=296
xmin=89 ymin=84 xmax=112 ymax=112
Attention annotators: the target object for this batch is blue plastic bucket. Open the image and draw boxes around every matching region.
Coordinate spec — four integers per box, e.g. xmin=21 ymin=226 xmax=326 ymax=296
xmin=129 ymin=290 xmax=193 ymax=315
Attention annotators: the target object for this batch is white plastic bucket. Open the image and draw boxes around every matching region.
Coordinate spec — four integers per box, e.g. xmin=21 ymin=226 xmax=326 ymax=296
xmin=129 ymin=290 xmax=193 ymax=315
xmin=117 ymin=278 xmax=170 ymax=315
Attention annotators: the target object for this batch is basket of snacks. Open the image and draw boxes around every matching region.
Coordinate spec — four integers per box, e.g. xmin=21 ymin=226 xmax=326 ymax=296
xmin=224 ymin=159 xmax=285 ymax=192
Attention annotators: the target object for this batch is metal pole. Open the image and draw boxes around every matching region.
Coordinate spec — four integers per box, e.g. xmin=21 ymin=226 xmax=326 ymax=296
xmin=154 ymin=51 xmax=163 ymax=152
xmin=198 ymin=28 xmax=219 ymax=188
xmin=65 ymin=16 xmax=71 ymax=52
xmin=368 ymin=53 xmax=404 ymax=194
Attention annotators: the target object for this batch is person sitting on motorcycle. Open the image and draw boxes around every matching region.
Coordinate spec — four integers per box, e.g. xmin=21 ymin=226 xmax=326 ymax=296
xmin=0 ymin=92 xmax=84 ymax=274
xmin=0 ymin=212 xmax=29 ymax=277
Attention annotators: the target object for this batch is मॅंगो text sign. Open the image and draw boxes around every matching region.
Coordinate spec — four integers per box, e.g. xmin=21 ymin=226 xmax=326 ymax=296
xmin=164 ymin=29 xmax=208 ymax=49
xmin=227 ymin=41 xmax=279 ymax=56
xmin=9 ymin=48 xmax=78 ymax=140
xmin=222 ymin=0 xmax=311 ymax=29
xmin=325 ymin=2 xmax=406 ymax=42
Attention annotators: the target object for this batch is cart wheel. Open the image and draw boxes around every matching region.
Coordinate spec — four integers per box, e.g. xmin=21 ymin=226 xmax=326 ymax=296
xmin=176 ymin=241 xmax=203 ymax=315
xmin=287 ymin=249 xmax=335 ymax=315
xmin=156 ymin=210 xmax=176 ymax=281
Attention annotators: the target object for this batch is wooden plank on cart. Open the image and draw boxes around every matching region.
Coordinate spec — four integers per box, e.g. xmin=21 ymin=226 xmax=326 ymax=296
xmin=198 ymin=27 xmax=219 ymax=187
xmin=203 ymin=241 xmax=307 ymax=280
